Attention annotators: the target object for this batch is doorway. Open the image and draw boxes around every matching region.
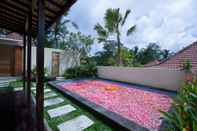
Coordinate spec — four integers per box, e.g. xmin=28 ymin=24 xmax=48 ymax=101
xmin=52 ymin=52 xmax=60 ymax=76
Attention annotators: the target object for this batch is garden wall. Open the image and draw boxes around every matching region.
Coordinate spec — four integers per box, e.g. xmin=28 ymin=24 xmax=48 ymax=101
xmin=97 ymin=66 xmax=185 ymax=91
xmin=31 ymin=47 xmax=79 ymax=76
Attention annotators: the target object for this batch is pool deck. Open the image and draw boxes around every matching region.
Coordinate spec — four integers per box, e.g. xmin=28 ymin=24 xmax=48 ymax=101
xmin=48 ymin=79 xmax=175 ymax=131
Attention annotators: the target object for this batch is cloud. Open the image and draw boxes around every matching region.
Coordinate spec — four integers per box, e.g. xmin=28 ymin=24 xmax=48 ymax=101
xmin=67 ymin=0 xmax=197 ymax=53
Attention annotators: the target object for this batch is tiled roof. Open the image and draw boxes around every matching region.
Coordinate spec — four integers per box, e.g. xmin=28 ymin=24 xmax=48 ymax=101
xmin=0 ymin=33 xmax=23 ymax=47
xmin=149 ymin=41 xmax=197 ymax=73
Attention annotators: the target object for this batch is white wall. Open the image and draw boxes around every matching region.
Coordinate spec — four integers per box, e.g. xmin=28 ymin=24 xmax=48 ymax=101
xmin=97 ymin=66 xmax=185 ymax=91
xmin=31 ymin=47 xmax=79 ymax=76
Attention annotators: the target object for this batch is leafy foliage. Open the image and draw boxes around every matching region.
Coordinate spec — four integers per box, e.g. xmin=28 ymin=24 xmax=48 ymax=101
xmin=32 ymin=67 xmax=50 ymax=77
xmin=63 ymin=32 xmax=94 ymax=64
xmin=183 ymin=59 xmax=192 ymax=72
xmin=94 ymin=8 xmax=136 ymax=66
xmin=92 ymin=43 xmax=171 ymax=67
xmin=64 ymin=64 xmax=97 ymax=79
xmin=161 ymin=78 xmax=197 ymax=131
xmin=45 ymin=18 xmax=78 ymax=49
xmin=131 ymin=43 xmax=172 ymax=65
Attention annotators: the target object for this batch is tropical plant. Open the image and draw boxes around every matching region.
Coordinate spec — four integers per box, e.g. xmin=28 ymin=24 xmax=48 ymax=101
xmin=130 ymin=43 xmax=172 ymax=65
xmin=63 ymin=32 xmax=94 ymax=66
xmin=64 ymin=64 xmax=97 ymax=79
xmin=32 ymin=67 xmax=50 ymax=77
xmin=94 ymin=8 xmax=136 ymax=66
xmin=161 ymin=77 xmax=197 ymax=131
xmin=45 ymin=18 xmax=78 ymax=49
xmin=183 ymin=59 xmax=192 ymax=72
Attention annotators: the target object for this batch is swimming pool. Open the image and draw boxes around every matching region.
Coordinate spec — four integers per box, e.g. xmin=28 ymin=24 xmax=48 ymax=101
xmin=56 ymin=79 xmax=174 ymax=130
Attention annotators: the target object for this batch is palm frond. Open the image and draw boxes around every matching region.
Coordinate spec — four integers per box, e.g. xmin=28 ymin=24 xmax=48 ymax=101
xmin=121 ymin=9 xmax=131 ymax=26
xmin=94 ymin=23 xmax=108 ymax=37
xmin=71 ymin=22 xmax=79 ymax=29
xmin=104 ymin=8 xmax=122 ymax=33
xmin=127 ymin=25 xmax=136 ymax=36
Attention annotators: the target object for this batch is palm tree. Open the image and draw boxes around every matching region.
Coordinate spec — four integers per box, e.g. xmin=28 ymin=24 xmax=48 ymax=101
xmin=94 ymin=8 xmax=136 ymax=66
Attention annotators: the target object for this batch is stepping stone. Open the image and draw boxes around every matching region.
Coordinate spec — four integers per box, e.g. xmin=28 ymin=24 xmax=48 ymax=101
xmin=14 ymin=87 xmax=23 ymax=91
xmin=44 ymin=92 xmax=57 ymax=99
xmin=47 ymin=105 xmax=76 ymax=118
xmin=58 ymin=115 xmax=94 ymax=131
xmin=32 ymin=83 xmax=36 ymax=87
xmin=31 ymin=87 xmax=36 ymax=90
xmin=44 ymin=97 xmax=64 ymax=107
xmin=44 ymin=89 xmax=52 ymax=93
xmin=33 ymin=89 xmax=51 ymax=94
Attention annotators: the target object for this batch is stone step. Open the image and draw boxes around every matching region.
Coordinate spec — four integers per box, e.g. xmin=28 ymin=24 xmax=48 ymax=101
xmin=14 ymin=87 xmax=23 ymax=91
xmin=44 ymin=97 xmax=64 ymax=107
xmin=33 ymin=88 xmax=51 ymax=94
xmin=44 ymin=92 xmax=57 ymax=99
xmin=58 ymin=115 xmax=94 ymax=131
xmin=47 ymin=105 xmax=76 ymax=118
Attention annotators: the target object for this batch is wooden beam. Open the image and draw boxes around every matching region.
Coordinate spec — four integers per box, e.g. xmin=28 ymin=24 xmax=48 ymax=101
xmin=36 ymin=0 xmax=45 ymax=130
xmin=47 ymin=0 xmax=77 ymax=28
xmin=0 ymin=22 xmax=24 ymax=33
xmin=27 ymin=1 xmax=32 ymax=109
xmin=23 ymin=33 xmax=26 ymax=92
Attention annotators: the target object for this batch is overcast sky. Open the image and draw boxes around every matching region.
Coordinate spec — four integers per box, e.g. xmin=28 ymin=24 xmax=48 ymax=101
xmin=67 ymin=0 xmax=197 ymax=53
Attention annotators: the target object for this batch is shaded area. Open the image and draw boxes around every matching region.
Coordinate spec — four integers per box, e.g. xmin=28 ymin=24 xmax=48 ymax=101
xmin=0 ymin=90 xmax=37 ymax=131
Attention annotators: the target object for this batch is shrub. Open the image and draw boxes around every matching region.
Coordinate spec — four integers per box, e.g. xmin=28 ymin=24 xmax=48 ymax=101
xmin=161 ymin=77 xmax=197 ymax=131
xmin=64 ymin=64 xmax=97 ymax=79
xmin=32 ymin=67 xmax=50 ymax=77
xmin=183 ymin=59 xmax=192 ymax=72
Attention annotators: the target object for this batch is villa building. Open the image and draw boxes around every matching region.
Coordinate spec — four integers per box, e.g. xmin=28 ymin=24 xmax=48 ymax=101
xmin=146 ymin=41 xmax=197 ymax=74
xmin=0 ymin=33 xmax=79 ymax=76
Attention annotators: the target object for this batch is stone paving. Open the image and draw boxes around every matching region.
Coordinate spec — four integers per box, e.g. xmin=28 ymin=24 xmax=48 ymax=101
xmin=47 ymin=104 xmax=76 ymax=118
xmin=30 ymin=86 xmax=95 ymax=130
xmin=44 ymin=92 xmax=58 ymax=99
xmin=44 ymin=97 xmax=64 ymax=107
xmin=14 ymin=87 xmax=23 ymax=91
xmin=57 ymin=115 xmax=94 ymax=131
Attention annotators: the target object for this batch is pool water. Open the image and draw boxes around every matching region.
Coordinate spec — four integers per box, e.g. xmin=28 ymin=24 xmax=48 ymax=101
xmin=58 ymin=79 xmax=173 ymax=130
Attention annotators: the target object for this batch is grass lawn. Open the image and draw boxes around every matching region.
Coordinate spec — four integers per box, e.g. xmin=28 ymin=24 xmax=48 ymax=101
xmin=9 ymin=80 xmax=115 ymax=131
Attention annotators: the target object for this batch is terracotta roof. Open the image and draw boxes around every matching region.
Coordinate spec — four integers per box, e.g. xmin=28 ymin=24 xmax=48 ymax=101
xmin=148 ymin=41 xmax=197 ymax=73
xmin=0 ymin=33 xmax=23 ymax=47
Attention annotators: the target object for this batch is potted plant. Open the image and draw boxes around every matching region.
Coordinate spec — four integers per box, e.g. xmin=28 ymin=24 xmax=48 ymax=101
xmin=182 ymin=59 xmax=193 ymax=82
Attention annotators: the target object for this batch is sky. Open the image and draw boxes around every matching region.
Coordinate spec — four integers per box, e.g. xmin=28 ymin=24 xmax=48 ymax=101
xmin=67 ymin=0 xmax=197 ymax=54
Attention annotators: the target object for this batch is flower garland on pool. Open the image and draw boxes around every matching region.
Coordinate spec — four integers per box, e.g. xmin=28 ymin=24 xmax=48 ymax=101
xmin=59 ymin=80 xmax=172 ymax=130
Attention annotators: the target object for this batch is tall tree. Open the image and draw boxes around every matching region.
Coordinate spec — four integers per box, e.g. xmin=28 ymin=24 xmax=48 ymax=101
xmin=94 ymin=8 xmax=136 ymax=66
xmin=131 ymin=43 xmax=172 ymax=65
xmin=63 ymin=32 xmax=94 ymax=66
xmin=46 ymin=18 xmax=78 ymax=49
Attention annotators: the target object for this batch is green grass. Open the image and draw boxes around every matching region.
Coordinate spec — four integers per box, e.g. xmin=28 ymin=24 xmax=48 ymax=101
xmin=10 ymin=81 xmax=115 ymax=131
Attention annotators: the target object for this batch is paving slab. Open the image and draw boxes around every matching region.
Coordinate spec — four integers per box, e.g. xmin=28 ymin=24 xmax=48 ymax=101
xmin=31 ymin=87 xmax=36 ymax=90
xmin=44 ymin=92 xmax=57 ymax=99
xmin=44 ymin=97 xmax=64 ymax=107
xmin=33 ymin=88 xmax=52 ymax=94
xmin=14 ymin=87 xmax=23 ymax=91
xmin=57 ymin=115 xmax=94 ymax=131
xmin=44 ymin=88 xmax=52 ymax=93
xmin=47 ymin=105 xmax=76 ymax=118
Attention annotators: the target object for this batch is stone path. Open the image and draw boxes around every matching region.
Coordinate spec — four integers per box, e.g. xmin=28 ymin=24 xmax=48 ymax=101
xmin=34 ymin=86 xmax=95 ymax=130
xmin=33 ymin=88 xmax=51 ymax=94
xmin=57 ymin=115 xmax=94 ymax=131
xmin=47 ymin=105 xmax=76 ymax=118
xmin=44 ymin=92 xmax=57 ymax=99
xmin=44 ymin=97 xmax=64 ymax=107
xmin=14 ymin=87 xmax=23 ymax=91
